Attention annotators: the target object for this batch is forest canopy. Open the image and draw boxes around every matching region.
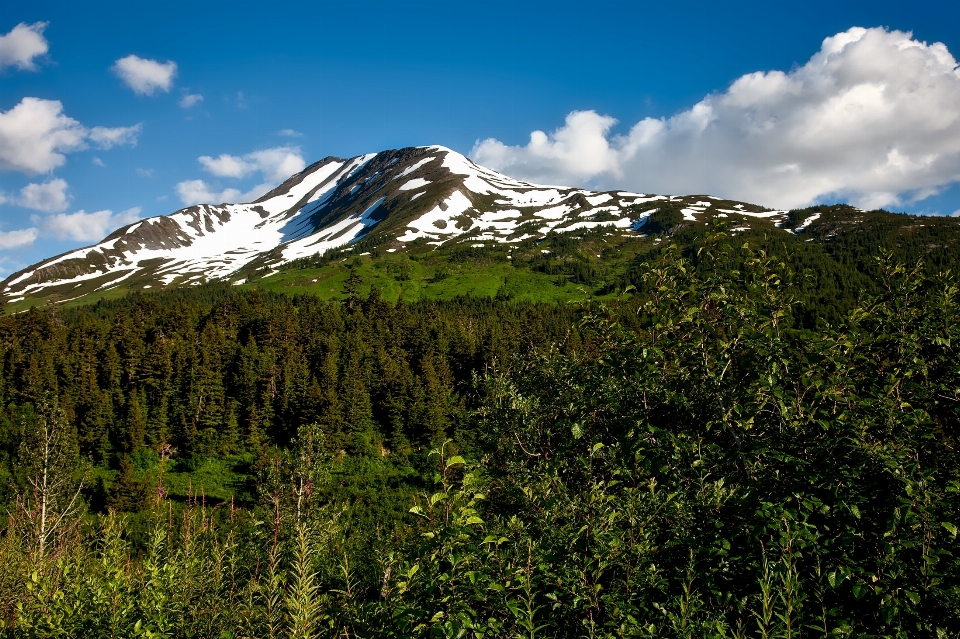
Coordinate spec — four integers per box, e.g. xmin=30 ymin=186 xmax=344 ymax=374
xmin=0 ymin=234 xmax=958 ymax=637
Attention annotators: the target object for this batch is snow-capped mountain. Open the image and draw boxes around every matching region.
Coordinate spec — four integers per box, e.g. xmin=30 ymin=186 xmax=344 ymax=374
xmin=1 ymin=146 xmax=784 ymax=305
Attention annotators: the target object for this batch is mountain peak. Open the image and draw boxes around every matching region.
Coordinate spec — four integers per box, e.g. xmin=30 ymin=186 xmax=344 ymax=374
xmin=1 ymin=146 xmax=783 ymax=307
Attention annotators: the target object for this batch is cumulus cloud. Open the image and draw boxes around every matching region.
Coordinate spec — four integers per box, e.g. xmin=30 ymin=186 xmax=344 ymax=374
xmin=0 ymin=227 xmax=39 ymax=249
xmin=472 ymin=27 xmax=960 ymax=210
xmin=0 ymin=97 xmax=141 ymax=174
xmin=175 ymin=179 xmax=270 ymax=206
xmin=0 ymin=97 xmax=86 ymax=173
xmin=17 ymin=178 xmax=70 ymax=212
xmin=42 ymin=207 xmax=141 ymax=242
xmin=199 ymin=147 xmax=305 ymax=182
xmin=198 ymin=154 xmax=254 ymax=179
xmin=178 ymin=146 xmax=306 ymax=205
xmin=0 ymin=22 xmax=49 ymax=71
xmin=279 ymin=128 xmax=303 ymax=137
xmin=250 ymin=148 xmax=307 ymax=182
xmin=0 ymin=179 xmax=71 ymax=213
xmin=179 ymin=93 xmax=203 ymax=108
xmin=475 ymin=111 xmax=622 ymax=187
xmin=112 ymin=55 xmax=176 ymax=95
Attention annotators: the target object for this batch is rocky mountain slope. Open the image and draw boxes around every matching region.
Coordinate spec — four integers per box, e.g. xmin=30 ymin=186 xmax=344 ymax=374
xmin=1 ymin=146 xmax=789 ymax=307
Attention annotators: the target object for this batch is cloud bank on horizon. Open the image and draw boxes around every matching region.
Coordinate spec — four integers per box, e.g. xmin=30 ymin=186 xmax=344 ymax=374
xmin=472 ymin=27 xmax=960 ymax=211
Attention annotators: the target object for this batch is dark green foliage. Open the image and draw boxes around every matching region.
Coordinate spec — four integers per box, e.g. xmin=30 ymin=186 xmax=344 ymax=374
xmin=463 ymin=243 xmax=960 ymax=636
xmin=106 ymin=455 xmax=149 ymax=513
xmin=0 ymin=290 xmax=581 ymax=470
xmin=520 ymin=232 xmax=604 ymax=286
xmin=0 ymin=229 xmax=959 ymax=636
xmin=447 ymin=244 xmax=510 ymax=265
xmin=642 ymin=204 xmax=686 ymax=234
xmin=0 ymin=288 xmax=585 ymax=524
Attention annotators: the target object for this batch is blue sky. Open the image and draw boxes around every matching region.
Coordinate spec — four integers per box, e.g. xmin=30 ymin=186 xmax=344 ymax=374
xmin=2 ymin=0 xmax=960 ymax=275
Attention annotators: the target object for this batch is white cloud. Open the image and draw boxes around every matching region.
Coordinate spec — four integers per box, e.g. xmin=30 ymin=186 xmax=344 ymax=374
xmin=176 ymin=179 xmax=232 ymax=205
xmin=0 ymin=227 xmax=39 ymax=249
xmin=0 ymin=97 xmax=141 ymax=174
xmin=0 ymin=179 xmax=71 ymax=213
xmin=197 ymin=148 xmax=305 ymax=182
xmin=179 ymin=93 xmax=203 ymax=108
xmin=244 ymin=147 xmax=306 ymax=182
xmin=89 ymin=124 xmax=141 ymax=149
xmin=112 ymin=55 xmax=176 ymax=96
xmin=92 ymin=157 xmax=105 ymax=167
xmin=472 ymin=27 xmax=960 ymax=210
xmin=42 ymin=207 xmax=141 ymax=242
xmin=0 ymin=22 xmax=49 ymax=71
xmin=0 ymin=97 xmax=86 ymax=173
xmin=474 ymin=111 xmax=622 ymax=186
xmin=279 ymin=128 xmax=303 ymax=137
xmin=199 ymin=154 xmax=255 ymax=179
xmin=18 ymin=178 xmax=70 ymax=212
xmin=175 ymin=179 xmax=272 ymax=206
xmin=179 ymin=146 xmax=306 ymax=205
xmin=136 ymin=168 xmax=154 ymax=177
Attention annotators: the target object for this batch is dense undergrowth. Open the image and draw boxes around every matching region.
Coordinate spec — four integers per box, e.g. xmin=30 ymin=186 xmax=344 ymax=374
xmin=0 ymin=236 xmax=959 ymax=637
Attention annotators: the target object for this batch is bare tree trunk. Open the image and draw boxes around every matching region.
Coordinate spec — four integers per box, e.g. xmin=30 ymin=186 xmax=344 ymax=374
xmin=38 ymin=422 xmax=48 ymax=561
xmin=17 ymin=399 xmax=84 ymax=563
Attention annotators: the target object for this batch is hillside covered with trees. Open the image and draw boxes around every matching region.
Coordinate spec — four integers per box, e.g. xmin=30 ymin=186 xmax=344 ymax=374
xmin=0 ymin=225 xmax=958 ymax=637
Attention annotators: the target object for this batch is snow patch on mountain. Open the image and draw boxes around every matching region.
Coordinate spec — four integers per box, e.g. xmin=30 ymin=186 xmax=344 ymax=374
xmin=398 ymin=191 xmax=474 ymax=243
xmin=281 ymin=197 xmax=386 ymax=261
xmin=400 ymin=178 xmax=430 ymax=191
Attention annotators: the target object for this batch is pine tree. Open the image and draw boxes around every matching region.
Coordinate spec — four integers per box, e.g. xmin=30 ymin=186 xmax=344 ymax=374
xmin=107 ymin=454 xmax=147 ymax=512
xmin=125 ymin=387 xmax=147 ymax=452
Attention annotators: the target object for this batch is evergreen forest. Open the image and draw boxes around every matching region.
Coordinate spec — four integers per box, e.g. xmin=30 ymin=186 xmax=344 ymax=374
xmin=0 ymin=222 xmax=958 ymax=637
